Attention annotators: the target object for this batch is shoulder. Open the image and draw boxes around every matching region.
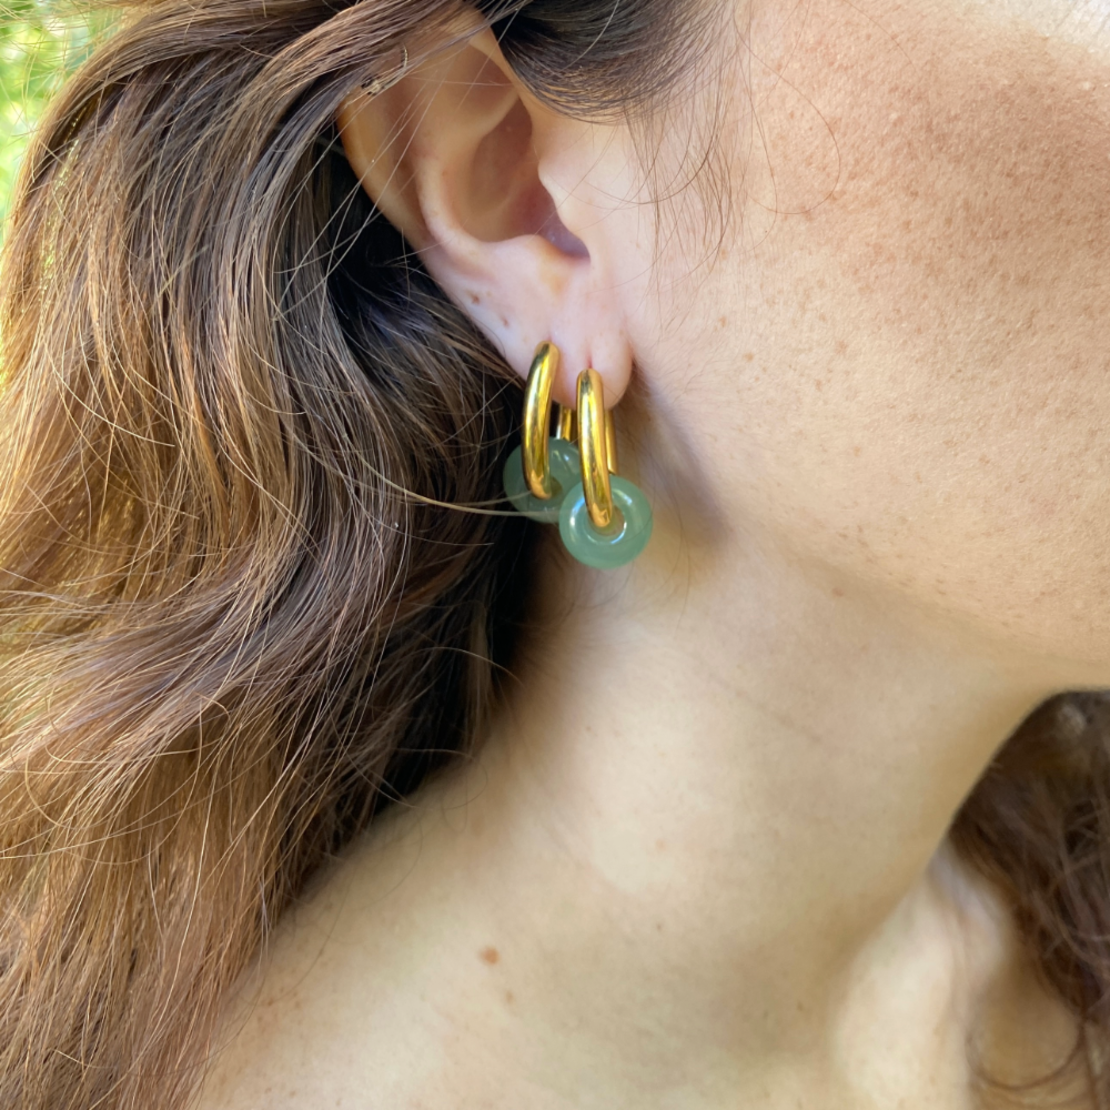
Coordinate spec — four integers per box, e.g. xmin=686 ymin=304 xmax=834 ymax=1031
xmin=189 ymin=788 xmax=507 ymax=1110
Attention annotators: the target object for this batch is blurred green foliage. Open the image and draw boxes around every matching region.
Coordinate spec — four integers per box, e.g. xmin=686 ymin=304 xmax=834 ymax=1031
xmin=1 ymin=0 xmax=107 ymax=235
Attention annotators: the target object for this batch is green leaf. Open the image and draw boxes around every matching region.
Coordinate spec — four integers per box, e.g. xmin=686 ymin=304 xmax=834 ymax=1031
xmin=0 ymin=1 xmax=112 ymax=238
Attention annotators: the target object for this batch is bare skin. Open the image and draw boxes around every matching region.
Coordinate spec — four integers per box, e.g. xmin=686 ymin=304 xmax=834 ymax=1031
xmin=195 ymin=0 xmax=1110 ymax=1104
xmin=194 ymin=529 xmax=1085 ymax=1109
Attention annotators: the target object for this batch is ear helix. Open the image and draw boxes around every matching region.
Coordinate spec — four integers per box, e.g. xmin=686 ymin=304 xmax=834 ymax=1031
xmin=504 ymin=343 xmax=653 ymax=568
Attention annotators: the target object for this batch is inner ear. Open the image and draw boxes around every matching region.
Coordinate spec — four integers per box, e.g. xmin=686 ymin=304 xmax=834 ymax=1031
xmin=462 ymin=77 xmax=588 ymax=256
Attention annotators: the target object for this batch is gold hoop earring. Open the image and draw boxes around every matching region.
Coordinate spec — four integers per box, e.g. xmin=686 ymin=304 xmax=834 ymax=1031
xmin=503 ymin=343 xmax=581 ymax=523
xmin=522 ymin=341 xmax=559 ymax=499
xmin=577 ymin=368 xmax=615 ymax=530
xmin=557 ymin=369 xmax=653 ymax=569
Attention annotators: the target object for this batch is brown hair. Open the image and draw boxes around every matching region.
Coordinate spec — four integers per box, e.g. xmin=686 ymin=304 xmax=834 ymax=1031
xmin=0 ymin=0 xmax=1108 ymax=1107
xmin=0 ymin=1 xmax=714 ymax=1106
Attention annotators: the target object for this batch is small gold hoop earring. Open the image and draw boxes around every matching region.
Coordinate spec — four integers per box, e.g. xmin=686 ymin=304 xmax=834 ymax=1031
xmin=365 ymin=44 xmax=409 ymax=96
xmin=556 ymin=405 xmax=577 ymax=443
xmin=558 ymin=369 xmax=653 ymax=569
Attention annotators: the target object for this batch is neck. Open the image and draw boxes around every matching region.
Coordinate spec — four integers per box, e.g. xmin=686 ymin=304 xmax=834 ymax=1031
xmin=437 ymin=513 xmax=1068 ymax=1077
xmin=202 ymin=491 xmax=1088 ymax=1110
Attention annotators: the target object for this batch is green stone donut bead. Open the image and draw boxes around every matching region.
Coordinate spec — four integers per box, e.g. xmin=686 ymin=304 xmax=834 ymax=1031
xmin=504 ymin=439 xmax=582 ymax=523
xmin=558 ymin=475 xmax=653 ymax=568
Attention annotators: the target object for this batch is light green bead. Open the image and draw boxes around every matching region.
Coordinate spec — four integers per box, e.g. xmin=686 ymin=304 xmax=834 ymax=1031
xmin=558 ymin=476 xmax=653 ymax=568
xmin=504 ymin=440 xmax=582 ymax=523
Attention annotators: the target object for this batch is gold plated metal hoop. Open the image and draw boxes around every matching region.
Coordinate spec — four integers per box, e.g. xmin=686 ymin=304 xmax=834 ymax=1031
xmin=523 ymin=342 xmax=560 ymax=499
xmin=556 ymin=405 xmax=577 ymax=442
xmin=556 ymin=392 xmax=611 ymax=469
xmin=605 ymin=409 xmax=618 ymax=474
xmin=577 ymin=368 xmax=616 ymax=531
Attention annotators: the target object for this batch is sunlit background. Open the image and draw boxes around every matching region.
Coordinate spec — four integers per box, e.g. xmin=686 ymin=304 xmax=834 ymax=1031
xmin=1 ymin=1 xmax=105 ymax=236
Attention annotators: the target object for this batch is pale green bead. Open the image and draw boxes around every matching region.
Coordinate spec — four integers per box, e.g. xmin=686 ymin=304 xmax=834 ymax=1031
xmin=504 ymin=440 xmax=582 ymax=523
xmin=558 ymin=476 xmax=653 ymax=568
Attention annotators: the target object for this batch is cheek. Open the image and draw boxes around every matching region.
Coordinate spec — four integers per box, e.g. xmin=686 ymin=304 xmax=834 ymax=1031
xmin=653 ymin=0 xmax=1110 ymax=668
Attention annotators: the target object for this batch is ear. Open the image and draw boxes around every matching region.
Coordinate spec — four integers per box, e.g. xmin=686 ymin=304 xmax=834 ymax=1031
xmin=337 ymin=28 xmax=635 ymax=408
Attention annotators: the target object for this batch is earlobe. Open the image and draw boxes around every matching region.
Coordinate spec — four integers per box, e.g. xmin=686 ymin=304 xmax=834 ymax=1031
xmin=337 ymin=29 xmax=634 ymax=408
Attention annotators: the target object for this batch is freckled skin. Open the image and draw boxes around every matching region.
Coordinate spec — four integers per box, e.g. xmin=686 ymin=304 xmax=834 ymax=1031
xmin=626 ymin=0 xmax=1110 ymax=674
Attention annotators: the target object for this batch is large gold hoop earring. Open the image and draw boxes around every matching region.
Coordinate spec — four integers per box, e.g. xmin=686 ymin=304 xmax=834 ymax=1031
xmin=577 ymin=368 xmax=615 ymax=530
xmin=503 ymin=343 xmax=582 ymax=523
xmin=558 ymin=369 xmax=653 ymax=569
